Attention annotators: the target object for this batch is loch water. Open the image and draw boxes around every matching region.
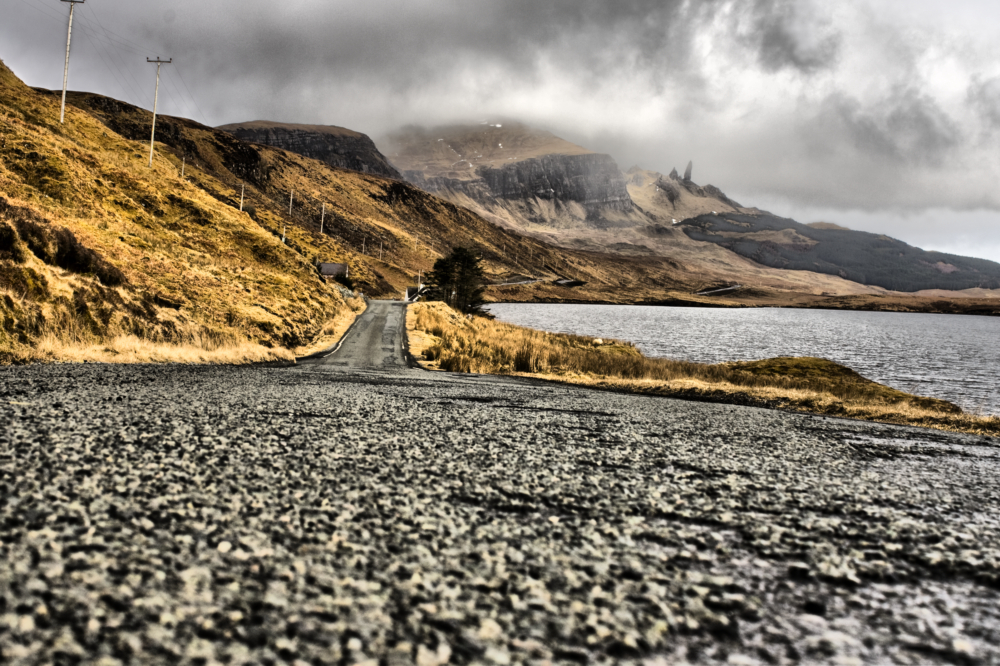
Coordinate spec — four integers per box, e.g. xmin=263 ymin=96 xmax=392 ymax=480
xmin=487 ymin=303 xmax=1000 ymax=416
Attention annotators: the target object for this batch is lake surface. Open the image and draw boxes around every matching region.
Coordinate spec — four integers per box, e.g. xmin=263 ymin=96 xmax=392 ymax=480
xmin=487 ymin=304 xmax=1000 ymax=415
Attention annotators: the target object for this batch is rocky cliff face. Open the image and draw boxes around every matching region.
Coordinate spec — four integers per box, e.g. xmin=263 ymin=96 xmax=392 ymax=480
xmin=477 ymin=153 xmax=633 ymax=211
xmin=218 ymin=121 xmax=402 ymax=180
xmin=384 ymin=122 xmax=639 ymax=229
xmin=400 ymin=152 xmax=635 ymax=228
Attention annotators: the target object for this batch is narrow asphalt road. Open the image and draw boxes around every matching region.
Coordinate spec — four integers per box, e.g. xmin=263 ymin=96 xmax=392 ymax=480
xmin=302 ymin=300 xmax=410 ymax=372
xmin=2 ymin=301 xmax=999 ymax=665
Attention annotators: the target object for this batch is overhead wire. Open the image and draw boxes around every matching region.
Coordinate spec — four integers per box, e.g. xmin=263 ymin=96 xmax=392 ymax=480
xmin=173 ymin=66 xmax=211 ymax=126
xmin=19 ymin=0 xmax=211 ymax=126
xmin=18 ymin=0 xmax=144 ymax=105
xmin=76 ymin=25 xmax=135 ymax=103
xmin=161 ymin=68 xmax=195 ymax=122
xmin=82 ymin=0 xmax=210 ymax=125
xmin=78 ymin=5 xmax=153 ymax=105
xmin=15 ymin=0 xmax=65 ymax=23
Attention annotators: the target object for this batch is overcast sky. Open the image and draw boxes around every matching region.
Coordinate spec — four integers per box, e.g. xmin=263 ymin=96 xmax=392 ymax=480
xmin=3 ymin=0 xmax=999 ymax=262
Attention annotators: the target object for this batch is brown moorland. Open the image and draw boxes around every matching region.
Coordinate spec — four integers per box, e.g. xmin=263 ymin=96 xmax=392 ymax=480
xmin=1 ymin=57 xmax=995 ymax=366
xmin=407 ymin=302 xmax=1000 ymax=437
xmin=0 ymin=60 xmax=706 ymax=363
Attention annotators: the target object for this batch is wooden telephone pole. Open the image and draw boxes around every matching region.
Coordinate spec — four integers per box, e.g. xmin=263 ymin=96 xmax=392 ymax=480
xmin=147 ymin=58 xmax=172 ymax=167
xmin=60 ymin=0 xmax=85 ymax=124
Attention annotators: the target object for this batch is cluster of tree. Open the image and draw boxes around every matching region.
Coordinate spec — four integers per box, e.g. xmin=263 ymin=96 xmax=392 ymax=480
xmin=683 ymin=213 xmax=1000 ymax=292
xmin=424 ymin=247 xmax=489 ymax=315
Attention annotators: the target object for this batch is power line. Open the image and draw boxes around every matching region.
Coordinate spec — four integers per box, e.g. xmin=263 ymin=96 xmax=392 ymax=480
xmin=77 ymin=1 xmax=153 ymax=54
xmin=79 ymin=10 xmax=150 ymax=104
xmin=160 ymin=68 xmax=193 ymax=121
xmin=77 ymin=25 xmax=132 ymax=102
xmin=22 ymin=0 xmax=211 ymax=128
xmin=77 ymin=19 xmax=144 ymax=104
xmin=72 ymin=7 xmax=208 ymax=125
xmin=173 ymin=65 xmax=210 ymax=126
xmin=18 ymin=0 xmax=144 ymax=106
xmin=15 ymin=0 xmax=65 ymax=23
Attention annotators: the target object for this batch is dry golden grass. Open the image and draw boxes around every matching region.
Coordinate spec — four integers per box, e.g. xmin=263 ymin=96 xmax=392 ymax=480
xmin=34 ymin=334 xmax=294 ymax=365
xmin=292 ymin=296 xmax=367 ymax=357
xmin=408 ymin=302 xmax=1000 ymax=437
xmin=0 ymin=60 xmax=383 ymax=364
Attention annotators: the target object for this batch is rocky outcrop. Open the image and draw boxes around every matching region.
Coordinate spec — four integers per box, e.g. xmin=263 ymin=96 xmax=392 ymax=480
xmin=402 ymin=153 xmax=634 ymax=218
xmin=477 ymin=153 xmax=633 ymax=211
xmin=218 ymin=121 xmax=402 ymax=180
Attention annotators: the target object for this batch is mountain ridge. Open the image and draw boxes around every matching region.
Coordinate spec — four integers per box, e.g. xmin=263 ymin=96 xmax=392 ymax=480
xmin=379 ymin=121 xmax=1000 ymax=295
xmin=1 ymin=56 xmax=996 ymax=368
xmin=218 ymin=120 xmax=402 ymax=180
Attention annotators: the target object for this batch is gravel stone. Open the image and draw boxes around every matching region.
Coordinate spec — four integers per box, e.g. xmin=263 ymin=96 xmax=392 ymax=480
xmin=1 ymin=302 xmax=999 ymax=664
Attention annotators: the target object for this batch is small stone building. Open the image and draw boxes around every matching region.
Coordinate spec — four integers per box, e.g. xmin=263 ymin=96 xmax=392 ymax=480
xmin=319 ymin=263 xmax=348 ymax=280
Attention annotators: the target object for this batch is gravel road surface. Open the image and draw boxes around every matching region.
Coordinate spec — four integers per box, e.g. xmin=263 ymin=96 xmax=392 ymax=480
xmin=2 ymin=301 xmax=999 ymax=665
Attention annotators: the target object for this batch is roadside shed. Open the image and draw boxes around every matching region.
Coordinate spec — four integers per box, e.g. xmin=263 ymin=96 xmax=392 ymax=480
xmin=319 ymin=263 xmax=348 ymax=280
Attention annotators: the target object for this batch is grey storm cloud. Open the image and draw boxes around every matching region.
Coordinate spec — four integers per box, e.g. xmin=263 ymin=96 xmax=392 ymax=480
xmin=818 ymin=89 xmax=961 ymax=167
xmin=2 ymin=0 xmax=1000 ymax=260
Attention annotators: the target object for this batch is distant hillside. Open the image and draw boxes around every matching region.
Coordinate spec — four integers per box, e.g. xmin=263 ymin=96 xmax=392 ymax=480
xmin=682 ymin=212 xmax=1000 ymax=292
xmin=382 ymin=122 xmax=641 ymax=230
xmin=384 ymin=122 xmax=593 ymax=180
xmin=2 ymin=61 xmax=723 ymax=361
xmin=807 ymin=221 xmax=851 ymax=231
xmin=218 ymin=120 xmax=402 ymax=180
xmin=625 ymin=166 xmax=755 ymax=224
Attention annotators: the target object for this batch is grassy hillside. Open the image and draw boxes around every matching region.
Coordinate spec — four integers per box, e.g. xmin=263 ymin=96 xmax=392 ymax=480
xmin=52 ymin=85 xmax=708 ymax=303
xmin=1 ymin=60 xmax=709 ymax=363
xmin=0 ymin=60 xmax=377 ymax=363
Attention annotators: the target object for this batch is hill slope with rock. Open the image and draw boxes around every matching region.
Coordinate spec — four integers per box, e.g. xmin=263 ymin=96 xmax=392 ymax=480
xmin=682 ymin=212 xmax=1000 ymax=292
xmin=383 ymin=122 xmax=643 ymax=231
xmin=379 ymin=123 xmax=1000 ymax=301
xmin=3 ymin=61 xmax=739 ymax=361
xmin=217 ymin=120 xmax=402 ymax=180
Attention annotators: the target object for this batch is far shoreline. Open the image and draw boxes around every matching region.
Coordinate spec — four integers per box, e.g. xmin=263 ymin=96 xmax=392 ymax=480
xmin=486 ymin=298 xmax=1000 ymax=317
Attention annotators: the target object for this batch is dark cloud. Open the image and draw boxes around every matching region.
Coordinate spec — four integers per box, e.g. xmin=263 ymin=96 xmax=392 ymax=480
xmin=967 ymin=76 xmax=1000 ymax=132
xmin=2 ymin=0 xmax=999 ymax=261
xmin=817 ymin=89 xmax=960 ymax=166
xmin=750 ymin=0 xmax=843 ymax=72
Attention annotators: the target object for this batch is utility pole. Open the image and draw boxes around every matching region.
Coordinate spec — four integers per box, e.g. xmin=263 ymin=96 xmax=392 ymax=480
xmin=282 ymin=225 xmax=286 ymax=243
xmin=320 ymin=203 xmax=325 ymax=235
xmin=379 ymin=241 xmax=383 ymax=261
xmin=60 ymin=0 xmax=85 ymax=124
xmin=181 ymin=157 xmax=185 ymax=178
xmin=289 ymin=191 xmax=294 ymax=216
xmin=239 ymin=183 xmax=245 ymax=211
xmin=146 ymin=58 xmax=172 ymax=168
